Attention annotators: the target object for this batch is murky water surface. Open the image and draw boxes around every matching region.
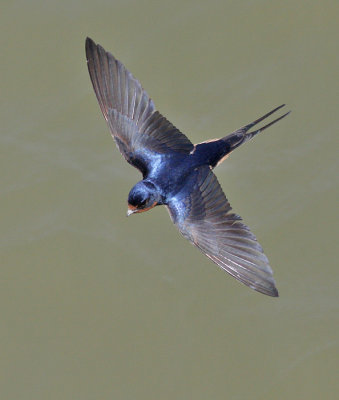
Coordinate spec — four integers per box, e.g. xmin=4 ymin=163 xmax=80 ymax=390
xmin=1 ymin=1 xmax=338 ymax=399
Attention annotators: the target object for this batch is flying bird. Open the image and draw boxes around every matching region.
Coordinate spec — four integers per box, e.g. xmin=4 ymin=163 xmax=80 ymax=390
xmin=85 ymin=37 xmax=290 ymax=297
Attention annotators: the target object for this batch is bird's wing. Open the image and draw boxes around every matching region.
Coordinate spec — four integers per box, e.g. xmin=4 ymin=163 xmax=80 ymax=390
xmin=167 ymin=166 xmax=278 ymax=297
xmin=86 ymin=37 xmax=193 ymax=176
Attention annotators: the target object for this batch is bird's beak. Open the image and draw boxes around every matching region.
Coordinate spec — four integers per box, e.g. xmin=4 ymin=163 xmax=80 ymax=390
xmin=126 ymin=205 xmax=137 ymax=217
xmin=126 ymin=208 xmax=134 ymax=217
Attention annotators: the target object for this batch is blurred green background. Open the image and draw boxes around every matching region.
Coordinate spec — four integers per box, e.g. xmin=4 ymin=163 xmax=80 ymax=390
xmin=1 ymin=1 xmax=338 ymax=399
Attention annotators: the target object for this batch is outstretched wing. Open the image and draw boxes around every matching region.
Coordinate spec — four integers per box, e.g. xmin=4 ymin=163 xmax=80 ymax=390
xmin=86 ymin=37 xmax=193 ymax=176
xmin=167 ymin=166 xmax=278 ymax=297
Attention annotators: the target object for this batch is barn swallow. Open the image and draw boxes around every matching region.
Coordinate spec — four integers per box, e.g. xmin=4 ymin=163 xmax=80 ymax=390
xmin=85 ymin=37 xmax=290 ymax=297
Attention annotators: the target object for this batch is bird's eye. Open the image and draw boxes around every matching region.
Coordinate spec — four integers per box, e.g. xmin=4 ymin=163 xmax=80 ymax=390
xmin=139 ymin=199 xmax=147 ymax=206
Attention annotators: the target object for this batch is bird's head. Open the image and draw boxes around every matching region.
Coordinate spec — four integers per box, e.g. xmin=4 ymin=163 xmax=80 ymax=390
xmin=127 ymin=181 xmax=161 ymax=216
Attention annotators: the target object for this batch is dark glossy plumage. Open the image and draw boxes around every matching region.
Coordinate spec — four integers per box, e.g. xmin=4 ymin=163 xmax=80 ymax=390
xmin=86 ymin=37 xmax=290 ymax=297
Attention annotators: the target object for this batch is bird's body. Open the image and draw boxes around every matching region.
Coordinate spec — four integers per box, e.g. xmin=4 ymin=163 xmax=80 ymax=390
xmin=86 ymin=37 xmax=290 ymax=297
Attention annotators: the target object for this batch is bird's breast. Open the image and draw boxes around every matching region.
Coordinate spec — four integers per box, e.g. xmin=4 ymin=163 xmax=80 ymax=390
xmin=147 ymin=154 xmax=196 ymax=201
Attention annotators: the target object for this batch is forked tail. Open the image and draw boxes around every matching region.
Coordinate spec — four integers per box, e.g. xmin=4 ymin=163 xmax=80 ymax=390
xmin=211 ymin=104 xmax=290 ymax=168
xmin=192 ymin=105 xmax=290 ymax=168
xmin=222 ymin=104 xmax=290 ymax=153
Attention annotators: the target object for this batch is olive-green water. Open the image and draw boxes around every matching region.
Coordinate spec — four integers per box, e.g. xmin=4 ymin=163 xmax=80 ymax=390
xmin=1 ymin=1 xmax=338 ymax=399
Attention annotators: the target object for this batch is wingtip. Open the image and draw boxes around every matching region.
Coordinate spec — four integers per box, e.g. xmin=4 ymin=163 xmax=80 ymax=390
xmin=85 ymin=37 xmax=93 ymax=60
xmin=85 ymin=37 xmax=98 ymax=52
xmin=251 ymin=283 xmax=279 ymax=297
xmin=85 ymin=36 xmax=92 ymax=48
xmin=266 ymin=281 xmax=279 ymax=297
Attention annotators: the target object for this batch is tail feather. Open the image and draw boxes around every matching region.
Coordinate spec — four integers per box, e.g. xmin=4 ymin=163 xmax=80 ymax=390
xmin=193 ymin=105 xmax=290 ymax=169
xmin=221 ymin=104 xmax=290 ymax=155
